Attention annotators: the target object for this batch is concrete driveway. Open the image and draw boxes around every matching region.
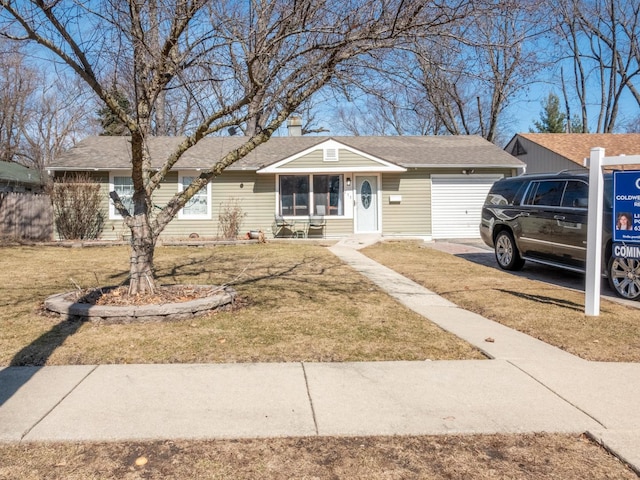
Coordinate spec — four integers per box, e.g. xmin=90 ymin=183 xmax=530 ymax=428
xmin=427 ymin=239 xmax=640 ymax=309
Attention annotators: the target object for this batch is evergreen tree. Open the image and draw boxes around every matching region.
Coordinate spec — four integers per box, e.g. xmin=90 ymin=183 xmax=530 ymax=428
xmin=97 ymin=88 xmax=131 ymax=136
xmin=569 ymin=114 xmax=587 ymax=133
xmin=531 ymin=92 xmax=566 ymax=133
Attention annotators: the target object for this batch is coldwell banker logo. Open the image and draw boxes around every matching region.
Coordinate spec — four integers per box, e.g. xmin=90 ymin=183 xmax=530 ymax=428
xmin=613 ymin=171 xmax=640 ymax=243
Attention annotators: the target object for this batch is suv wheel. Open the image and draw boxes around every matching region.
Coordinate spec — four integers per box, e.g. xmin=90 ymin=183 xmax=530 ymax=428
xmin=494 ymin=231 xmax=525 ymax=271
xmin=608 ymin=256 xmax=640 ymax=300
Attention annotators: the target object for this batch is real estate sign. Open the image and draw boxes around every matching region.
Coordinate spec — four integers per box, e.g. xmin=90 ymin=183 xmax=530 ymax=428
xmin=587 ymin=149 xmax=640 ymax=316
xmin=612 ymin=170 xmax=640 ymax=243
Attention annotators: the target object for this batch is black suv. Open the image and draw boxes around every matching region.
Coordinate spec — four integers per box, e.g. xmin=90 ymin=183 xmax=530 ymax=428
xmin=479 ymin=172 xmax=639 ymax=300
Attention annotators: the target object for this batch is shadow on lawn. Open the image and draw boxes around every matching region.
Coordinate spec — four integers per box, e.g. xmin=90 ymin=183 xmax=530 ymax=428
xmin=9 ymin=317 xmax=85 ymax=367
xmin=0 ymin=249 xmax=355 ymax=409
xmin=496 ymin=289 xmax=584 ymax=312
xmin=152 ymin=251 xmax=359 ymax=302
xmin=1 ymin=316 xmax=84 ymax=408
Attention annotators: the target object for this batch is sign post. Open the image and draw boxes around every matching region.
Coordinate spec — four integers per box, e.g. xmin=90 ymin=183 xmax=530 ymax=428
xmin=585 ymin=148 xmax=640 ymax=316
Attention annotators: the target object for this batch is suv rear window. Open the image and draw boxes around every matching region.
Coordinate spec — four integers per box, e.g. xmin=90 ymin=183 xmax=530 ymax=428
xmin=525 ymin=180 xmax=565 ymax=206
xmin=561 ymin=180 xmax=589 ymax=208
xmin=486 ymin=179 xmax=527 ymax=205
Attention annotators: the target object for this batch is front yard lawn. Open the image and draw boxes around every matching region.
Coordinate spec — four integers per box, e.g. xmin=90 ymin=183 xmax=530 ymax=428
xmin=0 ymin=243 xmax=481 ymax=366
xmin=362 ymin=240 xmax=640 ymax=362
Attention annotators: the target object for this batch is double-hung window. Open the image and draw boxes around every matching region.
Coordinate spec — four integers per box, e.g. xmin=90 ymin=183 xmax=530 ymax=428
xmin=279 ymin=174 xmax=343 ymax=216
xmin=109 ymin=175 xmax=134 ymax=219
xmin=178 ymin=173 xmax=211 ymax=219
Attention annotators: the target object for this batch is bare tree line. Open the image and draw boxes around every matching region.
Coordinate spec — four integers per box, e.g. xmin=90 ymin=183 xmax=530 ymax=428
xmin=335 ymin=0 xmax=640 ymax=140
xmin=1 ymin=0 xmax=639 ymax=173
xmin=0 ymin=39 xmax=98 ymax=171
xmin=553 ymin=0 xmax=640 ymax=133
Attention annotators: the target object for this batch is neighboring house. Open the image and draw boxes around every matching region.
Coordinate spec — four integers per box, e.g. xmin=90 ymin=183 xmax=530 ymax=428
xmin=48 ymin=134 xmax=524 ymax=241
xmin=0 ymin=161 xmax=51 ymax=241
xmin=505 ymin=133 xmax=640 ymax=174
xmin=0 ymin=160 xmax=45 ymax=193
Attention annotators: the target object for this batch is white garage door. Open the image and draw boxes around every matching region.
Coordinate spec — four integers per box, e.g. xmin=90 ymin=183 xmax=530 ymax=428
xmin=431 ymin=174 xmax=503 ymax=239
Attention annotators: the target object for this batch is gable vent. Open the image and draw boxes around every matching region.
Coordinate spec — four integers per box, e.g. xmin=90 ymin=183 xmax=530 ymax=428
xmin=324 ymin=147 xmax=338 ymax=162
xmin=511 ymin=139 xmax=527 ymax=156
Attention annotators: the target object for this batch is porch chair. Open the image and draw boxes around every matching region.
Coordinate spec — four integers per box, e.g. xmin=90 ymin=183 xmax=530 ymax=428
xmin=273 ymin=214 xmax=297 ymax=238
xmin=307 ymin=205 xmax=326 ymax=238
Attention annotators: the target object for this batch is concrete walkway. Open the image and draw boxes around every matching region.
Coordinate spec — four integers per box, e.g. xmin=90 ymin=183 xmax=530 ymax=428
xmin=1 ymin=236 xmax=639 ymax=473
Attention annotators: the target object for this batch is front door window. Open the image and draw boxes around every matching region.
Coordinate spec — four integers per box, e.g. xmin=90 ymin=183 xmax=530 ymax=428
xmin=361 ymin=180 xmax=372 ymax=209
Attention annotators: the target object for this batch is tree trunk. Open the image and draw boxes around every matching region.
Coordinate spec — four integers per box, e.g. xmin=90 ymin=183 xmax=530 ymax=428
xmin=128 ymin=211 xmax=157 ymax=295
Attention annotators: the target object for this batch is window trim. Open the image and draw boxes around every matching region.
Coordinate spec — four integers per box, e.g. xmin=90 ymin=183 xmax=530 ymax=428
xmin=108 ymin=173 xmax=134 ymax=220
xmin=277 ymin=173 xmax=346 ymax=217
xmin=178 ymin=171 xmax=212 ymax=220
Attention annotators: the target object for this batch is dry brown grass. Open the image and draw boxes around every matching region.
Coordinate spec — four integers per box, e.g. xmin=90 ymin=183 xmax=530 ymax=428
xmin=0 ymin=243 xmax=481 ymax=366
xmin=0 ymin=434 xmax=636 ymax=479
xmin=2 ymin=242 xmax=638 ymax=478
xmin=362 ymin=240 xmax=640 ymax=362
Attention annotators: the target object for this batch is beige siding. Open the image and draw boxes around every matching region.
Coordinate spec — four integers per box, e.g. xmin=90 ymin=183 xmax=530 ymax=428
xmin=336 ymin=150 xmax=389 ymax=168
xmin=80 ymin=171 xmax=181 ymax=240
xmin=284 ymin=149 xmax=384 ymax=170
xmin=322 ymin=218 xmax=354 ymax=237
xmin=381 ymin=171 xmax=431 ymax=237
xmin=164 ymin=171 xmax=276 ymax=239
xmin=57 ymin=165 xmax=516 ymax=241
xmin=56 ymin=171 xmax=275 ymax=240
xmin=211 ymin=171 xmax=275 ymax=236
xmin=284 ymin=150 xmax=323 ymax=168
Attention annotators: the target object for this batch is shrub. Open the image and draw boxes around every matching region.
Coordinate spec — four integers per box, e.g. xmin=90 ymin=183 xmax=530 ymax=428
xmin=52 ymin=173 xmax=105 ymax=240
xmin=218 ymin=198 xmax=246 ymax=240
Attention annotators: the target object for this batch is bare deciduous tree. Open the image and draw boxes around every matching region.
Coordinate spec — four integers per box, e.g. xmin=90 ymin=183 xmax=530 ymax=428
xmin=0 ymin=40 xmax=34 ymax=162
xmin=21 ymin=76 xmax=97 ymax=174
xmin=0 ymin=39 xmax=95 ymax=175
xmin=0 ymin=0 xmax=470 ymax=294
xmin=554 ymin=0 xmax=640 ymax=132
xmin=333 ymin=0 xmax=548 ymax=143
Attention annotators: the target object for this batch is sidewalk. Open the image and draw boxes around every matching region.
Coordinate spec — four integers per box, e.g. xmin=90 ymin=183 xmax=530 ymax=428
xmin=1 ymin=237 xmax=639 ymax=473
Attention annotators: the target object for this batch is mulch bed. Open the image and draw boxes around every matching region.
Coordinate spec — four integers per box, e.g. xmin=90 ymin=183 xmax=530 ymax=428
xmin=69 ymin=285 xmax=228 ymax=307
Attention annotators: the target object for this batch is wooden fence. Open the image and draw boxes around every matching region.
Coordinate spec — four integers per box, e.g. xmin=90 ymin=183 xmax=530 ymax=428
xmin=0 ymin=192 xmax=53 ymax=241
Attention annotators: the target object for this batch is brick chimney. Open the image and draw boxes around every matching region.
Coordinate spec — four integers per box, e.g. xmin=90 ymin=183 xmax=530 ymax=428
xmin=287 ymin=116 xmax=302 ymax=136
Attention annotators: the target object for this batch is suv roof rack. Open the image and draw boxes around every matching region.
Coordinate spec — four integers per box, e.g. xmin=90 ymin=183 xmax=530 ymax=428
xmin=555 ymin=169 xmax=588 ymax=175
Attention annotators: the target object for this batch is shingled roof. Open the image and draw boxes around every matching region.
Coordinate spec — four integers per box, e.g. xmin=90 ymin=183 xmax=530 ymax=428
xmin=49 ymin=135 xmax=523 ymax=171
xmin=0 ymin=160 xmax=43 ymax=185
xmin=516 ymin=133 xmax=640 ymax=166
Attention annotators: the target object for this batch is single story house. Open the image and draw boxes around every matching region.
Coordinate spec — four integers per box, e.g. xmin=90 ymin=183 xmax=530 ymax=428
xmin=505 ymin=133 xmax=640 ymax=174
xmin=49 ymin=134 xmax=524 ymax=240
xmin=0 ymin=160 xmax=45 ymax=193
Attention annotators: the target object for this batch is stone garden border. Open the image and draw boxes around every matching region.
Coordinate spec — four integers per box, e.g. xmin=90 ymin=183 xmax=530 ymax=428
xmin=44 ymin=286 xmax=237 ymax=323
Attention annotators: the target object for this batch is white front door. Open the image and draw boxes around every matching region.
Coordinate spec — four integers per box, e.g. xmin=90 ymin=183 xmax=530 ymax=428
xmin=356 ymin=176 xmax=378 ymax=233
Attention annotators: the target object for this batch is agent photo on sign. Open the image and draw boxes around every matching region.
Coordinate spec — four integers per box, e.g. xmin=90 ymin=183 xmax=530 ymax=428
xmin=616 ymin=212 xmax=633 ymax=230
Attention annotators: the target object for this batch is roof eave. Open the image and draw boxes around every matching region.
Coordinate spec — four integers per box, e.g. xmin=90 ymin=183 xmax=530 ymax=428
xmin=401 ymin=163 xmax=524 ymax=169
